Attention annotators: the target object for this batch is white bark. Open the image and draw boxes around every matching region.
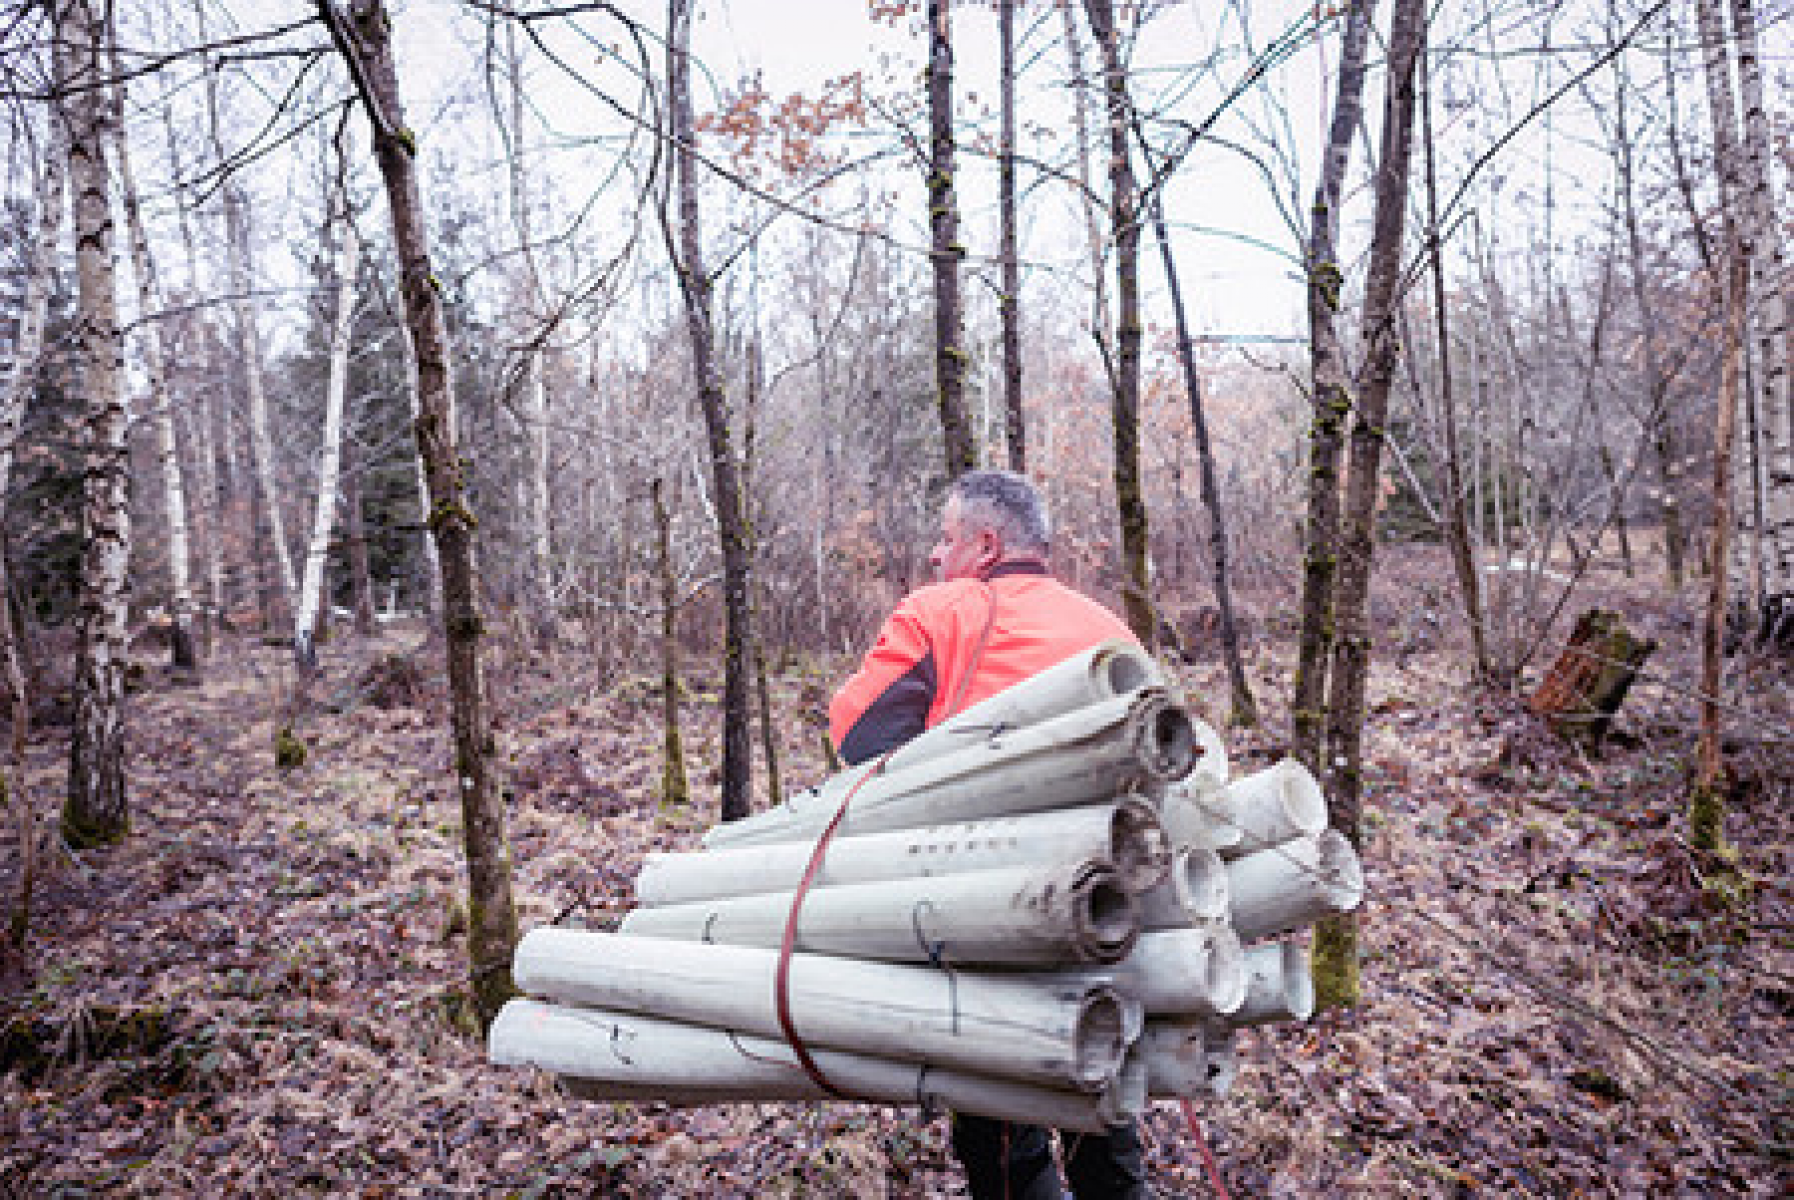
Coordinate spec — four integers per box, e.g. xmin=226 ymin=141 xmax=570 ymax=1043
xmin=204 ymin=38 xmax=295 ymax=617
xmin=219 ymin=179 xmax=297 ymax=613
xmin=512 ymin=927 xmax=1134 ymax=1091
xmin=109 ymin=72 xmax=197 ymax=668
xmin=636 ymin=796 xmax=1168 ymax=906
xmin=1 ymin=118 xmax=64 ymax=505
xmin=704 ymin=690 xmax=1197 ymax=849
xmin=620 ymin=858 xmax=1139 ymax=967
xmin=503 ymin=22 xmax=555 ymax=636
xmin=58 ymin=0 xmax=131 ymax=840
xmin=1227 ymin=830 xmax=1364 ymax=943
xmin=490 ymin=1000 xmax=1134 ymax=1131
xmin=1730 ymin=0 xmax=1793 ymax=609
xmin=294 ymin=199 xmax=360 ymax=670
xmin=159 ymin=107 xmax=226 ymax=629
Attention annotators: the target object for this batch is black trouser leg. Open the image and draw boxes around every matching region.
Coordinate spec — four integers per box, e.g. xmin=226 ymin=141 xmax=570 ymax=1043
xmin=950 ymin=1113 xmax=1062 ymax=1199
xmin=1061 ymin=1120 xmax=1150 ymax=1200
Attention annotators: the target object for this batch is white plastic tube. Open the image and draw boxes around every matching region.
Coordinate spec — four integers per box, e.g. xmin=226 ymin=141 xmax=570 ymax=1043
xmin=1226 ymin=829 xmax=1364 ymax=943
xmin=637 ymin=797 xmax=1169 ymax=905
xmin=621 ymin=859 xmax=1140 ymax=967
xmin=491 ymin=1000 xmax=1132 ymax=1132
xmin=1036 ymin=924 xmax=1246 ymax=1017
xmin=879 ymin=640 xmax=1162 ymax=776
xmin=513 ymin=927 xmax=1134 ymax=1092
xmin=704 ymin=690 xmax=1197 ymax=849
xmin=1223 ymin=939 xmax=1314 ymax=1027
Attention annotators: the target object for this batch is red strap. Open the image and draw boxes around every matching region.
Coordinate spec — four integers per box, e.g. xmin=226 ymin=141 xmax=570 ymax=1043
xmin=1180 ymin=1097 xmax=1233 ymax=1199
xmin=940 ymin=581 xmax=998 ymax=720
xmin=773 ymin=588 xmax=1000 ymax=1098
xmin=773 ymin=753 xmax=889 ymax=1098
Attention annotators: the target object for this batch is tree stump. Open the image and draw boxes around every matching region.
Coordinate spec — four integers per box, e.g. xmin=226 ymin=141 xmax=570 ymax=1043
xmin=1528 ymin=609 xmax=1656 ymax=750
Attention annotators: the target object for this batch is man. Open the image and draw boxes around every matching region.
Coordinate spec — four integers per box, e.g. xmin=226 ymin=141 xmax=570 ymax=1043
xmin=829 ymin=470 xmax=1151 ymax=1200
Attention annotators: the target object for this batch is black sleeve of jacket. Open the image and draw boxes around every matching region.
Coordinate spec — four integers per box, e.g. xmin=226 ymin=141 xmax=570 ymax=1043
xmin=837 ymin=651 xmax=937 ymax=766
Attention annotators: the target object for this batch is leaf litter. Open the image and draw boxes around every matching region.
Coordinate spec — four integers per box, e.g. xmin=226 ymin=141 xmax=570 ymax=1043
xmin=0 ymin=568 xmax=1788 ymax=1196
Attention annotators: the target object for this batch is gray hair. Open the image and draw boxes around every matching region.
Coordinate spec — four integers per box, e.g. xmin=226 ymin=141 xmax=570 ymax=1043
xmin=950 ymin=470 xmax=1051 ymax=556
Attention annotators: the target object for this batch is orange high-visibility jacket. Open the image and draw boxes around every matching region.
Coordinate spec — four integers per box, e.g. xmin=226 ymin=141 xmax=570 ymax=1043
xmin=829 ymin=562 xmax=1139 ymax=766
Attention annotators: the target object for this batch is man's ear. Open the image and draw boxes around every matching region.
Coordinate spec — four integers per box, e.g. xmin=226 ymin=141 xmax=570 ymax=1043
xmin=977 ymin=528 xmax=1003 ymax=568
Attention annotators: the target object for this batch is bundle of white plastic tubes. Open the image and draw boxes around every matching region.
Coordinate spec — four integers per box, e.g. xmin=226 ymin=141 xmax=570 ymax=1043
xmin=489 ymin=640 xmax=1364 ymax=1131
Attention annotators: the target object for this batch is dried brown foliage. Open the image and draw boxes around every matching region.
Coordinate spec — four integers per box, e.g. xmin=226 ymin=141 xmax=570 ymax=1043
xmin=0 ymin=552 xmax=1787 ymax=1195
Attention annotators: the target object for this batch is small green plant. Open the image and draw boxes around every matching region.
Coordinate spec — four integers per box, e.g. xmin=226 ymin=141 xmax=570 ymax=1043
xmin=274 ymin=726 xmax=307 ymax=770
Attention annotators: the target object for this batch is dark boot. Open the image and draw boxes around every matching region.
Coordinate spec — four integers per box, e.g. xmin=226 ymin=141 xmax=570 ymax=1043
xmin=1062 ymin=1121 xmax=1151 ymax=1199
xmin=950 ymin=1113 xmax=1064 ymax=1199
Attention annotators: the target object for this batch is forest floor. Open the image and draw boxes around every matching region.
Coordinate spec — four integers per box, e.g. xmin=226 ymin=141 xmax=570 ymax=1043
xmin=0 ymin=547 xmax=1789 ymax=1197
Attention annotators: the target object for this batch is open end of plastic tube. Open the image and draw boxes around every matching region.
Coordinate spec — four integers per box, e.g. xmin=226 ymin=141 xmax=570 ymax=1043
xmin=1101 ymin=646 xmax=1154 ymax=697
xmin=1072 ymin=989 xmax=1131 ymax=1089
xmin=1143 ymin=702 xmax=1198 ymax=780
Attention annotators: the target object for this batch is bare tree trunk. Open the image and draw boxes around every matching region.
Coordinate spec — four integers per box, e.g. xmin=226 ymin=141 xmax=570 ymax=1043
xmin=1419 ymin=38 xmax=1490 ymax=684
xmin=295 ymin=178 xmax=360 ymax=674
xmin=343 ymin=435 xmax=377 ymax=638
xmin=1082 ymin=0 xmax=1155 ymax=648
xmin=1059 ymin=0 xmax=1111 ymax=373
xmin=1144 ymin=196 xmax=1256 ymax=725
xmin=322 ymin=0 xmax=518 ymax=1027
xmin=664 ymin=0 xmax=753 ymax=821
xmin=927 ymin=0 xmax=975 ymax=478
xmin=503 ymin=22 xmax=556 ymax=649
xmin=651 ymin=479 xmax=689 ymax=807
xmin=217 ymin=185 xmax=296 ymax=621
xmin=110 ymin=64 xmax=198 ymax=672
xmin=1693 ymin=0 xmax=1747 ymax=850
xmin=1613 ymin=61 xmax=1681 ymax=590
xmin=1315 ymin=0 xmax=1425 ymax=1011
xmin=997 ymin=0 xmax=1025 ymax=474
xmin=58 ymin=0 xmax=132 ymax=848
xmin=404 ymin=370 xmax=444 ymax=620
xmin=0 ymin=95 xmax=64 ymax=739
xmin=1730 ymin=0 xmax=1793 ymax=642
xmin=1291 ymin=0 xmax=1376 ymax=770
xmin=162 ymin=106 xmax=226 ymax=639
xmin=741 ymin=331 xmax=783 ymax=810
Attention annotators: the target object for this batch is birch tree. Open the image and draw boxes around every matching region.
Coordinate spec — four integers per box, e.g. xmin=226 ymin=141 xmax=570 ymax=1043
xmin=110 ymin=61 xmax=198 ymax=671
xmin=294 ymin=154 xmax=360 ymax=673
xmin=160 ymin=107 xmax=229 ymax=631
xmin=1 ymin=87 xmax=64 ymax=752
xmin=57 ymin=0 xmax=132 ymax=848
xmin=202 ymin=18 xmax=296 ymax=624
xmin=1728 ymin=0 xmax=1792 ymax=646
xmin=321 ymin=0 xmax=518 ymax=1027
xmin=498 ymin=22 xmax=556 ymax=648
xmin=1692 ymin=0 xmax=1747 ymax=854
